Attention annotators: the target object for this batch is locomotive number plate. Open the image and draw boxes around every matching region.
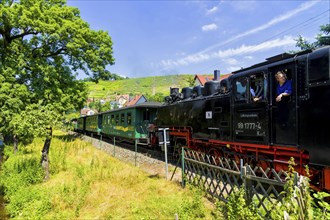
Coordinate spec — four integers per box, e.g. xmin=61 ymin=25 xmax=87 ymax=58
xmin=206 ymin=111 xmax=212 ymax=119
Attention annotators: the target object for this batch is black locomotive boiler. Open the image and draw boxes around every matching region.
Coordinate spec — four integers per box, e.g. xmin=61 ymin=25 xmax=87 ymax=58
xmin=154 ymin=46 xmax=330 ymax=191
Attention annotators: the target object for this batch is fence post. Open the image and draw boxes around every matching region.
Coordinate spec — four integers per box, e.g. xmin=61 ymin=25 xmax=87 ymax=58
xmin=241 ymin=159 xmax=252 ymax=204
xmin=181 ymin=147 xmax=185 ymax=188
xmin=99 ymin=135 xmax=102 ymax=149
xmin=135 ymin=139 xmax=137 ymax=166
xmin=113 ymin=137 xmax=116 ymax=157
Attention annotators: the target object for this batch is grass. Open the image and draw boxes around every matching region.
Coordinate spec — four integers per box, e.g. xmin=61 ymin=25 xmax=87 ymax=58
xmin=0 ymin=131 xmax=223 ymax=219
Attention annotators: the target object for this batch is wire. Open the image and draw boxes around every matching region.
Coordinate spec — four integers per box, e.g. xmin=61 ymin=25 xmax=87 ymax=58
xmin=196 ymin=10 xmax=329 ymax=74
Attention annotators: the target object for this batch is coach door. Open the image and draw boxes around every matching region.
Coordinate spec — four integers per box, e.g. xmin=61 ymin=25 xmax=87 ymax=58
xmin=269 ymin=65 xmax=297 ymax=146
xmin=232 ymin=72 xmax=268 ymax=144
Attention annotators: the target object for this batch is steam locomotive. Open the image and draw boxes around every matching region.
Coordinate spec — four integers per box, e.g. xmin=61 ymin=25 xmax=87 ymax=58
xmin=75 ymin=46 xmax=330 ymax=191
xmin=155 ymin=46 xmax=330 ymax=191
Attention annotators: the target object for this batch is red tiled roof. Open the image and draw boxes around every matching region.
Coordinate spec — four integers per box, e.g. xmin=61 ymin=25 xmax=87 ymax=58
xmin=220 ymin=73 xmax=232 ymax=80
xmin=194 ymin=75 xmax=209 ymax=86
xmin=194 ymin=73 xmax=231 ymax=86
xmin=126 ymin=95 xmax=145 ymax=107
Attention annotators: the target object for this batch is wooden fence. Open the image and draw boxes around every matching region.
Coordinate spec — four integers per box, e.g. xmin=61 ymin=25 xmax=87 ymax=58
xmin=181 ymin=148 xmax=306 ymax=218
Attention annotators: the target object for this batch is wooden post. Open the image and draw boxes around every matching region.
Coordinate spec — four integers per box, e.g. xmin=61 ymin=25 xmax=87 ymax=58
xmin=113 ymin=137 xmax=116 ymax=157
xmin=135 ymin=139 xmax=137 ymax=166
xmin=181 ymin=147 xmax=185 ymax=188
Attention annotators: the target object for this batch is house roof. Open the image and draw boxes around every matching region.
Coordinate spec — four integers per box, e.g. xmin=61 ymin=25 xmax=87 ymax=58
xmin=126 ymin=95 xmax=146 ymax=107
xmin=219 ymin=73 xmax=232 ymax=80
xmin=80 ymin=108 xmax=90 ymax=116
xmin=194 ymin=75 xmax=210 ymax=86
xmin=80 ymin=108 xmax=98 ymax=116
xmin=115 ymin=94 xmax=130 ymax=102
xmin=194 ymin=73 xmax=232 ymax=86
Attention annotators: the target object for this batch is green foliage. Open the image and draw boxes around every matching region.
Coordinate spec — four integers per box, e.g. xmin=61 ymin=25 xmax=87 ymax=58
xmin=145 ymin=92 xmax=165 ymax=102
xmin=88 ymin=100 xmax=111 ymax=112
xmin=224 ymin=186 xmax=262 ymax=220
xmin=176 ymin=185 xmax=208 ymax=219
xmin=10 ymin=103 xmax=62 ymax=142
xmin=312 ymin=191 xmax=330 ymax=219
xmin=0 ymin=143 xmax=49 ymax=218
xmin=186 ymin=74 xmax=195 ymax=87
xmin=295 ymin=23 xmax=330 ymax=51
xmin=0 ymin=0 xmax=113 ymax=143
xmin=269 ymin=157 xmax=312 ymax=219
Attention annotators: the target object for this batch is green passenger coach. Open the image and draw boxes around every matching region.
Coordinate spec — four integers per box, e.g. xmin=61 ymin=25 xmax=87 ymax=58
xmin=76 ymin=117 xmax=85 ymax=132
xmin=101 ymin=102 xmax=161 ymax=144
xmin=85 ymin=114 xmax=102 ymax=135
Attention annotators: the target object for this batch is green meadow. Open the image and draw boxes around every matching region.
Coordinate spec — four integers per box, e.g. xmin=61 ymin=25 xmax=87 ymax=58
xmin=0 ymin=131 xmax=223 ymax=219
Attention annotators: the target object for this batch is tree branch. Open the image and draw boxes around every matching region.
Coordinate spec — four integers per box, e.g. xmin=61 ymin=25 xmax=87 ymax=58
xmin=9 ymin=30 xmax=38 ymax=42
xmin=43 ymin=47 xmax=67 ymax=57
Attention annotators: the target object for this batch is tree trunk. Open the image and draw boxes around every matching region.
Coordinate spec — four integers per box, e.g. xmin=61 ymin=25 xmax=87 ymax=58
xmin=13 ymin=134 xmax=18 ymax=154
xmin=41 ymin=127 xmax=52 ymax=181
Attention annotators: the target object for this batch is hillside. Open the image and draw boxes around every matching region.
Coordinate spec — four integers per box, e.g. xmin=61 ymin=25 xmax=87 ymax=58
xmin=85 ymin=74 xmax=196 ymax=99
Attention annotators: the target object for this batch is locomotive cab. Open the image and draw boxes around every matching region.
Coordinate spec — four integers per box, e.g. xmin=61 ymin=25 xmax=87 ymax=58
xmin=232 ymin=71 xmax=268 ymax=143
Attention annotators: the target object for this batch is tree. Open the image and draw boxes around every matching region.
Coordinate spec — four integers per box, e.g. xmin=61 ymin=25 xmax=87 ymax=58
xmin=186 ymin=75 xmax=195 ymax=87
xmin=295 ymin=24 xmax=330 ymax=50
xmin=0 ymin=0 xmax=114 ymax=179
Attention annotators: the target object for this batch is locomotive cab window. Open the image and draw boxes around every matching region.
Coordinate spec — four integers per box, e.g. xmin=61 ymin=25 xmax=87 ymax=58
xmin=250 ymin=73 xmax=266 ymax=102
xmin=234 ymin=77 xmax=248 ymax=101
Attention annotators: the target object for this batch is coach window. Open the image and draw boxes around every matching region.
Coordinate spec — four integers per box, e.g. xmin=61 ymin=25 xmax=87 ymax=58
xmin=234 ymin=77 xmax=248 ymax=101
xmin=143 ymin=109 xmax=150 ymax=121
xmin=115 ymin=114 xmax=119 ymax=125
xmin=107 ymin=115 xmax=110 ymax=125
xmin=111 ymin=115 xmax=114 ymax=124
xmin=127 ymin=113 xmax=132 ymax=125
xmin=121 ymin=113 xmax=125 ymax=125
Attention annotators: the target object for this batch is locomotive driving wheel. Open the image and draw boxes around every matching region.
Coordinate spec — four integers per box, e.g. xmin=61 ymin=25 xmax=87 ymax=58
xmin=207 ymin=148 xmax=223 ymax=166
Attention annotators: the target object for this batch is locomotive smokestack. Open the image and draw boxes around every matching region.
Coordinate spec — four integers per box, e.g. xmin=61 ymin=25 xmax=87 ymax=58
xmin=214 ymin=70 xmax=220 ymax=81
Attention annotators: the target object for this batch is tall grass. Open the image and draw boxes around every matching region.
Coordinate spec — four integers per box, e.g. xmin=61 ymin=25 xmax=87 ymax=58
xmin=0 ymin=133 xmax=223 ymax=219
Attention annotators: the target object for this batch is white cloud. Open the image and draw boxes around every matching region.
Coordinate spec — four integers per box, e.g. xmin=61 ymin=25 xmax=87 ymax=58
xmin=198 ymin=0 xmax=319 ymax=54
xmin=202 ymin=23 xmax=218 ymax=32
xmin=159 ymin=36 xmax=295 ymax=67
xmin=227 ymin=66 xmax=241 ymax=72
xmin=244 ymin=56 xmax=253 ymax=60
xmin=223 ymin=58 xmax=239 ymax=65
xmin=206 ymin=6 xmax=218 ymax=15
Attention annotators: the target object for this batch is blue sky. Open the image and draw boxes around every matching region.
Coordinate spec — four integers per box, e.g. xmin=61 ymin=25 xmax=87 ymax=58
xmin=67 ymin=0 xmax=329 ymax=79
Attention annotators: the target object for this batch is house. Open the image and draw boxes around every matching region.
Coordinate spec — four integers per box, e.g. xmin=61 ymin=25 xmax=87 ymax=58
xmin=110 ymin=101 xmax=122 ymax=109
xmin=115 ymin=94 xmax=130 ymax=106
xmin=126 ymin=95 xmax=147 ymax=107
xmin=194 ymin=70 xmax=232 ymax=86
xmin=194 ymin=75 xmax=211 ymax=86
xmin=80 ymin=108 xmax=97 ymax=116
